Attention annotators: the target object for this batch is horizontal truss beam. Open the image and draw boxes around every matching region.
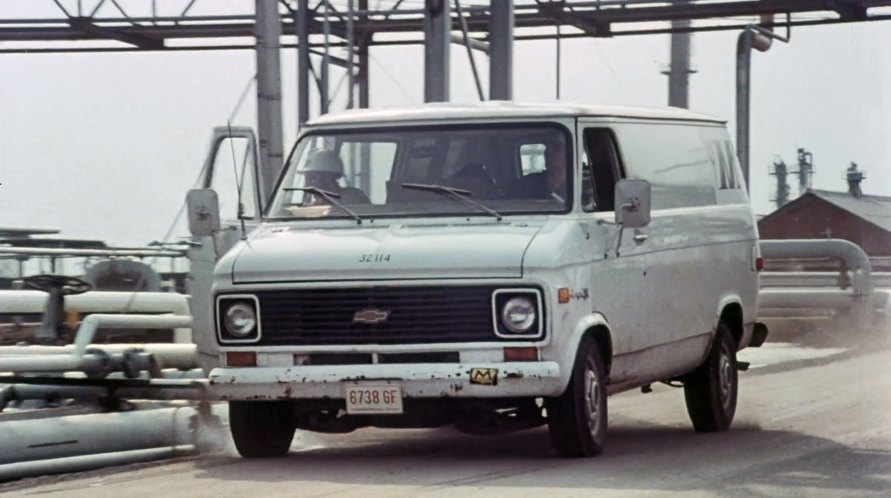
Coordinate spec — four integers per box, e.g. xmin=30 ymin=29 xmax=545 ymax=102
xmin=0 ymin=0 xmax=889 ymax=53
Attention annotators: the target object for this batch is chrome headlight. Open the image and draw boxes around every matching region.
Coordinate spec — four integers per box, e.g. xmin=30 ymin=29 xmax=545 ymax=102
xmin=493 ymin=289 xmax=543 ymax=339
xmin=501 ymin=297 xmax=537 ymax=333
xmin=217 ymin=295 xmax=261 ymax=343
xmin=224 ymin=303 xmax=257 ymax=337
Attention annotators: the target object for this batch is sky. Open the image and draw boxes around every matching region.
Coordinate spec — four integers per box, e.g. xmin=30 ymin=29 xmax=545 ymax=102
xmin=1 ymin=1 xmax=890 ymax=247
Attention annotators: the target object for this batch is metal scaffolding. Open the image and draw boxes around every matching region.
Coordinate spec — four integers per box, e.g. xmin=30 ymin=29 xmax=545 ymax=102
xmin=3 ymin=0 xmax=890 ymax=196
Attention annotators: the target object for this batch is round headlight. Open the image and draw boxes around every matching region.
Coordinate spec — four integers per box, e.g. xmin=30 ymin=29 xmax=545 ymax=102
xmin=224 ymin=302 xmax=257 ymax=337
xmin=501 ymin=296 xmax=537 ymax=333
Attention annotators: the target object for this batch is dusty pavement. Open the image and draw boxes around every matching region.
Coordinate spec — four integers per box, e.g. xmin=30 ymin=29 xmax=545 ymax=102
xmin=2 ymin=345 xmax=889 ymax=498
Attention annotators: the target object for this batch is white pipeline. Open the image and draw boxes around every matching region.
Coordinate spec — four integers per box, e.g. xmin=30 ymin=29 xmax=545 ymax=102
xmin=0 ymin=445 xmax=195 ymax=482
xmin=0 ymin=314 xmax=193 ymax=373
xmin=0 ymin=406 xmax=197 ymax=465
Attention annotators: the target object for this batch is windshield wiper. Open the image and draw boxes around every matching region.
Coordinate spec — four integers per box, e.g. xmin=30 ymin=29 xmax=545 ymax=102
xmin=401 ymin=183 xmax=502 ymax=221
xmin=284 ymin=187 xmax=363 ymax=224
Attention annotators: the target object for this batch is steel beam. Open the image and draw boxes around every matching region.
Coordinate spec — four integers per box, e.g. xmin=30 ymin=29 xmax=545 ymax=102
xmin=4 ymin=1 xmax=891 ymax=51
xmin=489 ymin=0 xmax=513 ymax=100
xmin=358 ymin=0 xmax=370 ymax=109
xmin=423 ymin=0 xmax=450 ymax=102
xmin=255 ymin=0 xmax=285 ymax=200
xmin=665 ymin=0 xmax=693 ymax=108
xmin=296 ymin=0 xmax=311 ymax=127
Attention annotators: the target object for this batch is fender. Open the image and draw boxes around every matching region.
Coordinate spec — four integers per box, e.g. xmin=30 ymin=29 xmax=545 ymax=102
xmin=713 ymin=293 xmax=750 ymax=352
xmin=550 ymin=312 xmax=612 ymax=392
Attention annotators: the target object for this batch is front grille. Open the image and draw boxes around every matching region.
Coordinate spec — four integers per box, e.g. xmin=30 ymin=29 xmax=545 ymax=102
xmin=251 ymin=286 xmax=504 ymax=346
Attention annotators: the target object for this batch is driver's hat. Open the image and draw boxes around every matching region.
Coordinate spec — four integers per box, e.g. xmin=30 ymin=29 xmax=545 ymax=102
xmin=304 ymin=149 xmax=344 ymax=176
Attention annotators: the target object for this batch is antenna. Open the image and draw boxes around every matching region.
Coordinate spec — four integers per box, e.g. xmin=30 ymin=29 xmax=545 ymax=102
xmin=227 ymin=121 xmax=248 ymax=240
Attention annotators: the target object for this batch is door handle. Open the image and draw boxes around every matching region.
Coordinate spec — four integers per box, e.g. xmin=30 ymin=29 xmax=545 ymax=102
xmin=633 ymin=233 xmax=648 ymax=244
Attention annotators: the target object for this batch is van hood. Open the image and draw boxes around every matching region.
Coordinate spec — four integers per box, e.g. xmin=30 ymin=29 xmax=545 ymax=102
xmin=230 ymin=221 xmax=545 ymax=283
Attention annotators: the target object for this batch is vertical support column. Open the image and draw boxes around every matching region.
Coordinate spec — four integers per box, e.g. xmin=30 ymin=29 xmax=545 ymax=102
xmin=357 ymin=0 xmax=371 ymax=193
xmin=736 ymin=31 xmax=752 ymax=191
xmin=320 ymin=1 xmax=331 ymax=115
xmin=357 ymin=0 xmax=370 ymax=109
xmin=347 ymin=0 xmax=355 ymax=109
xmin=423 ymin=0 xmax=450 ymax=102
xmin=255 ymin=0 xmax=284 ymax=201
xmin=735 ymin=22 xmax=779 ymax=193
xmin=666 ymin=25 xmax=692 ymax=107
xmin=489 ymin=0 xmax=513 ymax=100
xmin=296 ymin=0 xmax=310 ymax=127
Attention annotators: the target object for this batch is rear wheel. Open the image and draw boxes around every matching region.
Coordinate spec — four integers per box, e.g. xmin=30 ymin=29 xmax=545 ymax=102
xmin=229 ymin=401 xmax=296 ymax=458
xmin=546 ymin=337 xmax=608 ymax=457
xmin=683 ymin=322 xmax=738 ymax=432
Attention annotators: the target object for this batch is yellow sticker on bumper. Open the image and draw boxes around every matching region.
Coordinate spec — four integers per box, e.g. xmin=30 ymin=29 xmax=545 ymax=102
xmin=469 ymin=368 xmax=498 ymax=386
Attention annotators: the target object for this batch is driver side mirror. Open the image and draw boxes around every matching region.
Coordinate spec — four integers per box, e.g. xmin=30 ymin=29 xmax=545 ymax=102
xmin=614 ymin=179 xmax=651 ymax=228
xmin=187 ymin=189 xmax=221 ymax=237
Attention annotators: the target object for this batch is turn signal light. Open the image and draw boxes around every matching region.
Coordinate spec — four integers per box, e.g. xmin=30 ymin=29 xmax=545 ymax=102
xmin=557 ymin=288 xmax=570 ymax=304
xmin=503 ymin=347 xmax=539 ymax=362
xmin=226 ymin=351 xmax=257 ymax=367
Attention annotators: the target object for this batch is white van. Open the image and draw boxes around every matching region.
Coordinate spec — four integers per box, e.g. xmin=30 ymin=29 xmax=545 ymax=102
xmin=196 ymin=102 xmax=766 ymax=458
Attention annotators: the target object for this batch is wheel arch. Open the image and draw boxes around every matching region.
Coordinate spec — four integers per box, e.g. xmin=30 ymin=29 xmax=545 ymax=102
xmin=563 ymin=313 xmax=614 ymax=383
xmin=716 ymin=298 xmax=744 ymax=350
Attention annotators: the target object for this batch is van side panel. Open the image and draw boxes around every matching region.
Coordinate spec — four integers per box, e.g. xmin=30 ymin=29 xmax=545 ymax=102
xmin=604 ymin=122 xmax=758 ymax=382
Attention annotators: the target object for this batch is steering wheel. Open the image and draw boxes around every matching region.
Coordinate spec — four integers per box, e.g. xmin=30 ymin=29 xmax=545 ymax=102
xmin=23 ymin=274 xmax=93 ymax=296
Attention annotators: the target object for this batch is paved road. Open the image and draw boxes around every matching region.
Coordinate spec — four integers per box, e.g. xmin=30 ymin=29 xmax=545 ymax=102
xmin=4 ymin=347 xmax=890 ymax=498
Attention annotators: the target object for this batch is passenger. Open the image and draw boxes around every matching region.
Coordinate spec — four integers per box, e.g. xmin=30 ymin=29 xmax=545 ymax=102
xmin=302 ymin=149 xmax=370 ymax=206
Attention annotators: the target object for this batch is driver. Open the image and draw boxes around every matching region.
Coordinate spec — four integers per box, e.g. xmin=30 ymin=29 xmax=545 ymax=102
xmin=544 ymin=141 xmax=569 ymax=203
xmin=301 ymin=149 xmax=371 ymax=206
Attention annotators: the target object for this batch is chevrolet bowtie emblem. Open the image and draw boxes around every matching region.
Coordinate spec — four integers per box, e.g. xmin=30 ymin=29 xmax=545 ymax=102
xmin=352 ymin=309 xmax=390 ymax=324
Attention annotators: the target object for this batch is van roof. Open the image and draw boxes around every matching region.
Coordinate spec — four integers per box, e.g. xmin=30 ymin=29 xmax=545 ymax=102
xmin=308 ymin=101 xmax=726 ymax=127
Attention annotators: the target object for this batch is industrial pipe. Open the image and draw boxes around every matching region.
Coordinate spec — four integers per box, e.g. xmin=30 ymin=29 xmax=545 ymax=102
xmin=0 ymin=314 xmax=192 ymax=374
xmin=0 ymin=406 xmax=197 ymax=465
xmin=0 ymin=344 xmax=198 ymax=370
xmin=0 ymin=380 xmax=216 ymax=411
xmin=0 ymin=446 xmax=195 ymax=483
xmin=0 ymin=290 xmax=192 ymax=342
xmin=759 ymin=289 xmax=858 ymax=309
xmin=760 ymin=272 xmax=891 ymax=289
xmin=759 ymin=239 xmax=874 ymax=297
xmin=736 ymin=21 xmax=789 ymax=190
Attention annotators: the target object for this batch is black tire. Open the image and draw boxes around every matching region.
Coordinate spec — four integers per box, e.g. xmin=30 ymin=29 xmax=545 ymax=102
xmin=546 ymin=337 xmax=608 ymax=457
xmin=683 ymin=322 xmax=738 ymax=432
xmin=229 ymin=401 xmax=297 ymax=458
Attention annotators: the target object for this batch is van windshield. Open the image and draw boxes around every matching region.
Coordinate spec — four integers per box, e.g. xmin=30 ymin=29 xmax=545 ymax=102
xmin=267 ymin=124 xmax=572 ymax=220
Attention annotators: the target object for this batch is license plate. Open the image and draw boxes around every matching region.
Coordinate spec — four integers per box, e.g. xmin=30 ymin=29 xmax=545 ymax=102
xmin=344 ymin=383 xmax=403 ymax=415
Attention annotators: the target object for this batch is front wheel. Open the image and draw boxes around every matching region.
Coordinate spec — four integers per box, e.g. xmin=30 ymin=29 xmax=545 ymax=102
xmin=683 ymin=322 xmax=738 ymax=432
xmin=229 ymin=401 xmax=297 ymax=458
xmin=546 ymin=337 xmax=608 ymax=457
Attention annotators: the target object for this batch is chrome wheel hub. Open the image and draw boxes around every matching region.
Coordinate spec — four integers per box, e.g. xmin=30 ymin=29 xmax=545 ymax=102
xmin=584 ymin=363 xmax=601 ymax=436
xmin=719 ymin=349 xmax=734 ymax=409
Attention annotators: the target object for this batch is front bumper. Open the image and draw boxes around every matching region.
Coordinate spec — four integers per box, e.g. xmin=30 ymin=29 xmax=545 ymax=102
xmin=209 ymin=361 xmax=563 ymax=400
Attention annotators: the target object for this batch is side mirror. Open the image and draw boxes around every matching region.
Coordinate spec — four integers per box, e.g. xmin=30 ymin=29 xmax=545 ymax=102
xmin=615 ymin=179 xmax=651 ymax=229
xmin=186 ymin=189 xmax=221 ymax=237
